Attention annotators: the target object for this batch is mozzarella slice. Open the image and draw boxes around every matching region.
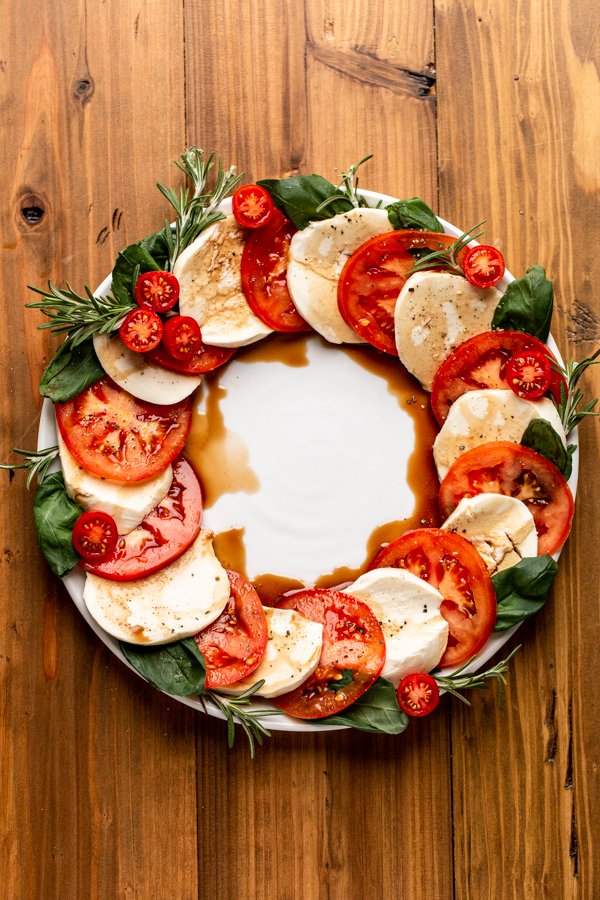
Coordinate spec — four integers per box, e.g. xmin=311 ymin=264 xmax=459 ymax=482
xmin=287 ymin=207 xmax=393 ymax=344
xmin=217 ymin=606 xmax=323 ymax=698
xmin=93 ymin=332 xmax=200 ymax=404
xmin=83 ymin=529 xmax=229 ymax=645
xmin=342 ymin=568 xmax=448 ymax=686
xmin=394 ymin=272 xmax=502 ymax=389
xmin=442 ymin=494 xmax=537 ymax=573
xmin=174 ymin=216 xmax=273 ymax=347
xmin=57 ymin=431 xmax=173 ymax=535
xmin=433 ymin=389 xmax=567 ymax=480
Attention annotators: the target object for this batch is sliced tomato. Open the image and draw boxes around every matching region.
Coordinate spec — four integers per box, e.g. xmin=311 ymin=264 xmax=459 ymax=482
xmin=162 ymin=315 xmax=202 ymax=360
xmin=232 ymin=184 xmax=275 ymax=229
xmin=135 ymin=270 xmax=180 ymax=313
xmin=147 ymin=340 xmax=235 ymax=374
xmin=241 ymin=210 xmax=309 ymax=332
xmin=506 ymin=350 xmax=552 ymax=400
xmin=438 ymin=441 xmax=574 ymax=556
xmin=397 ymin=673 xmax=440 ymax=717
xmin=194 ymin=571 xmax=268 ymax=688
xmin=56 ymin=377 xmax=192 ymax=483
xmin=370 ymin=528 xmax=496 ymax=668
xmin=337 ymin=230 xmax=465 ymax=355
xmin=72 ymin=510 xmax=118 ymax=561
xmin=81 ymin=456 xmax=202 ymax=581
xmin=430 ymin=331 xmax=564 ymax=425
xmin=462 ymin=245 xmax=505 ymax=288
xmin=275 ymin=589 xmax=385 ymax=719
xmin=119 ymin=308 xmax=163 ymax=353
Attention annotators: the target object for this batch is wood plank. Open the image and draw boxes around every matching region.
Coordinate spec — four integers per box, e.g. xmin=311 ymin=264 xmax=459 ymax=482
xmin=436 ymin=1 xmax=600 ymax=896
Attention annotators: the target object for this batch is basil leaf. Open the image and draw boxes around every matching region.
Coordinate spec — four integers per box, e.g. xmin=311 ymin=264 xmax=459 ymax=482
xmin=111 ymin=242 xmax=161 ymax=305
xmin=33 ymin=472 xmax=81 ymax=577
xmin=521 ymin=419 xmax=574 ymax=479
xmin=314 ymin=677 xmax=409 ymax=734
xmin=491 ymin=265 xmax=554 ymax=341
xmin=493 ymin=555 xmax=558 ymax=631
xmin=120 ymin=637 xmax=206 ymax=696
xmin=39 ymin=338 xmax=104 ymax=402
xmin=386 ymin=197 xmax=444 ymax=233
xmin=257 ymin=174 xmax=353 ymax=229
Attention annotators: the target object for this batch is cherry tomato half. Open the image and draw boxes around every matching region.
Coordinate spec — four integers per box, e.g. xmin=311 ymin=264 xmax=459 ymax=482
xmin=119 ymin=308 xmax=163 ymax=353
xmin=148 ymin=340 xmax=235 ymax=375
xmin=506 ymin=350 xmax=552 ymax=400
xmin=162 ymin=315 xmax=202 ymax=360
xmin=135 ymin=270 xmax=180 ymax=313
xmin=462 ymin=245 xmax=505 ymax=288
xmin=397 ymin=673 xmax=440 ymax=717
xmin=232 ymin=184 xmax=275 ymax=229
xmin=72 ymin=510 xmax=118 ymax=561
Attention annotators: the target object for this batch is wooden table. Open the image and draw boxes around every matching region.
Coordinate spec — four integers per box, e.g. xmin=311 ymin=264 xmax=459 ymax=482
xmin=2 ymin=2 xmax=599 ymax=897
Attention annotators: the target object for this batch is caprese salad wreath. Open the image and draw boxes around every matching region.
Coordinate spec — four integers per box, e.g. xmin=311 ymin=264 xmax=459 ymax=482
xmin=6 ymin=148 xmax=599 ymax=756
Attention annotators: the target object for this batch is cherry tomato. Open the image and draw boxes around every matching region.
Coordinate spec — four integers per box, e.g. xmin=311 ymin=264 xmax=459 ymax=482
xmin=55 ymin=377 xmax=192 ymax=483
xmin=194 ymin=571 xmax=268 ymax=689
xmin=148 ymin=340 xmax=235 ymax=375
xmin=119 ymin=308 xmax=163 ymax=353
xmin=438 ymin=441 xmax=574 ymax=557
xmin=81 ymin=456 xmax=202 ymax=581
xmin=162 ymin=315 xmax=202 ymax=360
xmin=462 ymin=245 xmax=505 ymax=288
xmin=505 ymin=350 xmax=552 ymax=400
xmin=370 ymin=529 xmax=496 ymax=669
xmin=72 ymin=510 xmax=118 ymax=561
xmin=397 ymin=673 xmax=440 ymax=717
xmin=135 ymin=270 xmax=180 ymax=313
xmin=338 ymin=230 xmax=466 ymax=355
xmin=241 ymin=210 xmax=309 ymax=332
xmin=232 ymin=184 xmax=275 ymax=229
xmin=274 ymin=589 xmax=385 ymax=719
xmin=430 ymin=331 xmax=564 ymax=425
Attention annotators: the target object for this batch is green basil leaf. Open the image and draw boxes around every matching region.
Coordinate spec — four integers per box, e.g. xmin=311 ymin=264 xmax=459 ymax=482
xmin=386 ymin=197 xmax=444 ymax=232
xmin=313 ymin=677 xmax=409 ymax=734
xmin=493 ymin=555 xmax=558 ymax=631
xmin=257 ymin=174 xmax=353 ymax=229
xmin=120 ymin=637 xmax=206 ymax=696
xmin=491 ymin=265 xmax=554 ymax=341
xmin=521 ymin=418 xmax=573 ymax=479
xmin=111 ymin=242 xmax=161 ymax=305
xmin=33 ymin=472 xmax=81 ymax=577
xmin=39 ymin=338 xmax=104 ymax=402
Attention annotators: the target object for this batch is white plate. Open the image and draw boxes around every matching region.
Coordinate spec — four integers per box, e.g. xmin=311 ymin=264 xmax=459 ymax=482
xmin=37 ymin=189 xmax=578 ymax=732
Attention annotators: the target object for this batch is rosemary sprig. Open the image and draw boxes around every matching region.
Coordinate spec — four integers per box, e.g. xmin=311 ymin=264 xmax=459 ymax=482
xmin=26 ymin=282 xmax=135 ymax=347
xmin=405 ymin=222 xmax=485 ymax=276
xmin=157 ymin=147 xmax=244 ymax=270
xmin=205 ymin=683 xmax=281 ymax=758
xmin=0 ymin=445 xmax=59 ymax=489
xmin=434 ymin=645 xmax=521 ymax=708
xmin=551 ymin=349 xmax=600 ymax=435
xmin=316 ymin=154 xmax=373 ymax=214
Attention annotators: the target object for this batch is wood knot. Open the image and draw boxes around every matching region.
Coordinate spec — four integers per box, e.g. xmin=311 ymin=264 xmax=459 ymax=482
xmin=72 ymin=75 xmax=95 ymax=106
xmin=19 ymin=192 xmax=46 ymax=226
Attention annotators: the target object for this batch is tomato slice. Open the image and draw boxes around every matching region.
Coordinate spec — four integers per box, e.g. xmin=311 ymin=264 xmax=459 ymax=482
xmin=147 ymin=340 xmax=236 ymax=375
xmin=462 ymin=245 xmax=505 ymax=288
xmin=506 ymin=350 xmax=552 ymax=400
xmin=397 ymin=673 xmax=440 ymax=717
xmin=135 ymin=271 xmax=180 ymax=313
xmin=81 ymin=456 xmax=202 ymax=581
xmin=274 ymin=589 xmax=385 ymax=719
xmin=56 ymin=377 xmax=192 ymax=483
xmin=370 ymin=528 xmax=496 ymax=668
xmin=119 ymin=308 xmax=163 ymax=353
xmin=194 ymin=571 xmax=268 ymax=688
xmin=232 ymin=184 xmax=275 ymax=229
xmin=430 ymin=331 xmax=564 ymax=425
xmin=162 ymin=315 xmax=202 ymax=360
xmin=438 ymin=441 xmax=574 ymax=556
xmin=241 ymin=210 xmax=309 ymax=332
xmin=72 ymin=510 xmax=118 ymax=561
xmin=337 ymin=230 xmax=465 ymax=355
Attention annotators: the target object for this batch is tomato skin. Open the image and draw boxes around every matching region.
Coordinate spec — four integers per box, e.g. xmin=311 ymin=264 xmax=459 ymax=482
xmin=370 ymin=528 xmax=496 ymax=669
xmin=72 ymin=510 xmax=118 ymax=561
xmin=119 ymin=308 xmax=163 ymax=353
xmin=232 ymin=184 xmax=275 ymax=229
xmin=241 ymin=210 xmax=309 ymax=332
xmin=462 ymin=245 xmax=505 ymax=288
xmin=162 ymin=315 xmax=202 ymax=360
xmin=194 ymin=571 xmax=268 ymax=689
xmin=506 ymin=350 xmax=552 ymax=400
xmin=56 ymin=377 xmax=192 ymax=483
xmin=148 ymin=340 xmax=235 ymax=375
xmin=338 ymin=230 xmax=465 ymax=355
xmin=275 ymin=589 xmax=386 ymax=719
xmin=438 ymin=441 xmax=574 ymax=556
xmin=397 ymin=673 xmax=440 ymax=717
xmin=430 ymin=331 xmax=563 ymax=425
xmin=135 ymin=271 xmax=180 ymax=313
xmin=81 ymin=456 xmax=202 ymax=581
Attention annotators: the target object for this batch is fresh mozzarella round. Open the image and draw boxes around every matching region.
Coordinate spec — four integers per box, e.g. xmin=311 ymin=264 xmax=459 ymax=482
xmin=83 ymin=529 xmax=229 ymax=645
xmin=433 ymin=389 xmax=567 ymax=480
xmin=287 ymin=207 xmax=393 ymax=344
xmin=442 ymin=494 xmax=538 ymax=574
xmin=57 ymin=431 xmax=173 ymax=535
xmin=394 ymin=272 xmax=502 ymax=389
xmin=93 ymin=332 xmax=200 ymax=404
xmin=342 ymin=568 xmax=448 ymax=686
xmin=217 ymin=606 xmax=323 ymax=699
xmin=174 ymin=215 xmax=273 ymax=347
